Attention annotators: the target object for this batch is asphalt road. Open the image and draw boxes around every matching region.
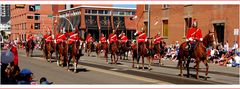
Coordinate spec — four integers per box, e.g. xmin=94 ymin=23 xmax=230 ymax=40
xmin=14 ymin=49 xmax=240 ymax=84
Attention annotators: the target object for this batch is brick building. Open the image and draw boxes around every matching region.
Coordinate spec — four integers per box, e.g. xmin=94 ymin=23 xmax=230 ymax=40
xmin=53 ymin=5 xmax=136 ymax=41
xmin=10 ymin=4 xmax=54 ymax=41
xmin=10 ymin=4 xmax=136 ymax=41
xmin=136 ymin=5 xmax=239 ymax=46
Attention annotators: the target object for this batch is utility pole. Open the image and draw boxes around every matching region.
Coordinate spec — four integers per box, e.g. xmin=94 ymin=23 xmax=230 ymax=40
xmin=147 ymin=4 xmax=150 ymax=38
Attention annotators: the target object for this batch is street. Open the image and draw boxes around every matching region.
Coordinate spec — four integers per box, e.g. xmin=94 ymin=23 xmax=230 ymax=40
xmin=15 ymin=49 xmax=239 ymax=84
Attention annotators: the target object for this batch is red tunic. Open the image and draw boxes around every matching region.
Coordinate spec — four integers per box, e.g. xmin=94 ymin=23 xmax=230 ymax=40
xmin=154 ymin=35 xmax=161 ymax=44
xmin=45 ymin=35 xmax=53 ymax=43
xmin=109 ymin=33 xmax=117 ymax=44
xmin=137 ymin=32 xmax=147 ymax=43
xmin=120 ymin=35 xmax=128 ymax=43
xmin=11 ymin=45 xmax=18 ymax=66
xmin=27 ymin=35 xmax=34 ymax=41
xmin=100 ymin=36 xmax=106 ymax=43
xmin=186 ymin=27 xmax=202 ymax=41
xmin=86 ymin=35 xmax=93 ymax=43
xmin=68 ymin=32 xmax=79 ymax=44
xmin=56 ymin=33 xmax=67 ymax=44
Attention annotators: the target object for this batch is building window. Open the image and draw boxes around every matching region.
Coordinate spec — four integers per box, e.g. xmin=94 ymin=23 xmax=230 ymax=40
xmin=35 ymin=4 xmax=40 ymax=10
xmin=98 ymin=10 xmax=103 ymax=14
xmin=184 ymin=18 xmax=192 ymax=36
xmin=145 ymin=5 xmax=149 ymax=11
xmin=34 ymin=23 xmax=40 ymax=29
xmin=119 ymin=11 xmax=125 ymax=15
xmin=162 ymin=20 xmax=168 ymax=37
xmin=162 ymin=4 xmax=169 ymax=9
xmin=27 ymin=16 xmax=33 ymax=19
xmin=92 ymin=10 xmax=97 ymax=14
xmin=34 ymin=13 xmax=40 ymax=20
xmin=70 ymin=4 xmax=74 ymax=8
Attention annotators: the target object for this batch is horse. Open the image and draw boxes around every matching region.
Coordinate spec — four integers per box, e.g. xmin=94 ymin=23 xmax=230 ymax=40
xmin=158 ymin=41 xmax=167 ymax=66
xmin=117 ymin=40 xmax=131 ymax=60
xmin=178 ymin=31 xmax=216 ymax=80
xmin=25 ymin=40 xmax=35 ymax=57
xmin=146 ymin=38 xmax=155 ymax=70
xmin=110 ymin=40 xmax=119 ymax=64
xmin=42 ymin=38 xmax=54 ymax=63
xmin=86 ymin=41 xmax=93 ymax=56
xmin=67 ymin=40 xmax=82 ymax=73
xmin=56 ymin=40 xmax=68 ymax=67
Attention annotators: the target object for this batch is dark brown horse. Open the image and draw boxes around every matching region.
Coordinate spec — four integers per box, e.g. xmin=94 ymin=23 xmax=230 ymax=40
xmin=117 ymin=41 xmax=131 ymax=60
xmin=146 ymin=39 xmax=155 ymax=70
xmin=67 ymin=40 xmax=82 ymax=73
xmin=26 ymin=40 xmax=35 ymax=57
xmin=178 ymin=31 xmax=216 ymax=80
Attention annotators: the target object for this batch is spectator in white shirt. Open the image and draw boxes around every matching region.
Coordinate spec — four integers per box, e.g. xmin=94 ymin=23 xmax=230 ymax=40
xmin=224 ymin=41 xmax=229 ymax=52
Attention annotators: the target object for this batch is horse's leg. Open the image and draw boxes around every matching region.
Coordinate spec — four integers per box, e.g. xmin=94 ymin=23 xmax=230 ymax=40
xmin=195 ymin=60 xmax=200 ymax=79
xmin=179 ymin=57 xmax=184 ymax=77
xmin=142 ymin=55 xmax=144 ymax=69
xmin=148 ymin=56 xmax=152 ymax=70
xmin=132 ymin=51 xmax=135 ymax=68
xmin=186 ymin=57 xmax=191 ymax=78
xmin=73 ymin=56 xmax=77 ymax=73
xmin=203 ymin=59 xmax=209 ymax=80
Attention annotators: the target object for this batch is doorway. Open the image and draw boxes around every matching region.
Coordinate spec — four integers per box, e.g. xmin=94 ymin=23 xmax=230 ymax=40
xmin=213 ymin=23 xmax=225 ymax=45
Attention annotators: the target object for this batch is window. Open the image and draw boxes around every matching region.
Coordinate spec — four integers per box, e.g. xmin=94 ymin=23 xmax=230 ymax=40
xmin=184 ymin=18 xmax=192 ymax=36
xmin=34 ymin=13 xmax=40 ymax=20
xmin=34 ymin=23 xmax=40 ymax=29
xmin=92 ymin=10 xmax=97 ymax=14
xmin=70 ymin=4 xmax=74 ymax=8
xmin=162 ymin=4 xmax=169 ymax=9
xmin=98 ymin=10 xmax=103 ymax=14
xmin=35 ymin=4 xmax=40 ymax=10
xmin=29 ymin=5 xmax=35 ymax=11
xmin=27 ymin=16 xmax=33 ymax=19
xmin=119 ymin=11 xmax=125 ymax=15
xmin=104 ymin=10 xmax=109 ymax=14
xmin=162 ymin=20 xmax=168 ymax=37
xmin=145 ymin=5 xmax=149 ymax=11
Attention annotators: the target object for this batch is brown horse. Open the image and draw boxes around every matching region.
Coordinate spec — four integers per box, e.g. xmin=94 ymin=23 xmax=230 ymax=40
xmin=95 ymin=42 xmax=109 ymax=63
xmin=146 ymin=39 xmax=155 ymax=70
xmin=117 ymin=41 xmax=131 ymax=60
xmin=67 ymin=40 xmax=82 ymax=73
xmin=86 ymin=41 xmax=93 ymax=56
xmin=56 ymin=41 xmax=68 ymax=67
xmin=178 ymin=31 xmax=216 ymax=80
xmin=110 ymin=41 xmax=119 ymax=64
xmin=42 ymin=38 xmax=54 ymax=63
xmin=26 ymin=40 xmax=35 ymax=57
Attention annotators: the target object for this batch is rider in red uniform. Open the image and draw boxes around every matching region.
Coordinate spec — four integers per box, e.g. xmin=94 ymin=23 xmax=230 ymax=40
xmin=86 ymin=33 xmax=93 ymax=44
xmin=135 ymin=28 xmax=147 ymax=45
xmin=119 ymin=32 xmax=128 ymax=44
xmin=108 ymin=30 xmax=117 ymax=49
xmin=186 ymin=19 xmax=203 ymax=50
xmin=55 ymin=28 xmax=67 ymax=44
xmin=154 ymin=32 xmax=161 ymax=45
xmin=27 ymin=33 xmax=34 ymax=42
xmin=44 ymin=30 xmax=53 ymax=44
xmin=100 ymin=33 xmax=107 ymax=43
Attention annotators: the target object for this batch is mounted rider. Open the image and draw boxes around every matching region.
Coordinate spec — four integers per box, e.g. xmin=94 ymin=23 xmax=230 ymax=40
xmin=86 ymin=33 xmax=93 ymax=45
xmin=154 ymin=32 xmax=161 ymax=48
xmin=67 ymin=28 xmax=80 ymax=53
xmin=43 ymin=28 xmax=53 ymax=44
xmin=186 ymin=19 xmax=203 ymax=54
xmin=55 ymin=27 xmax=67 ymax=45
xmin=119 ymin=31 xmax=128 ymax=44
xmin=26 ymin=32 xmax=34 ymax=42
xmin=100 ymin=33 xmax=107 ymax=49
xmin=108 ymin=30 xmax=118 ymax=49
xmin=134 ymin=28 xmax=147 ymax=51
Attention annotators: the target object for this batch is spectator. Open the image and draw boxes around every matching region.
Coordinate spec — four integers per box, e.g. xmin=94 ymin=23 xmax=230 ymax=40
xmin=40 ymin=77 xmax=52 ymax=85
xmin=224 ymin=41 xmax=229 ymax=52
xmin=17 ymin=68 xmax=34 ymax=84
xmin=2 ymin=64 xmax=17 ymax=84
xmin=9 ymin=43 xmax=19 ymax=66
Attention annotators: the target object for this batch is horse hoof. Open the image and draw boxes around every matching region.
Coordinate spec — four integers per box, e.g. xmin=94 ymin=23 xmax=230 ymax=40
xmin=74 ymin=70 xmax=77 ymax=73
xmin=204 ymin=77 xmax=208 ymax=80
xmin=178 ymin=74 xmax=183 ymax=77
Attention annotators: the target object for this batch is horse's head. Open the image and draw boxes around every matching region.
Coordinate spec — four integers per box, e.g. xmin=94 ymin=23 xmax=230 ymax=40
xmin=203 ymin=31 xmax=216 ymax=48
